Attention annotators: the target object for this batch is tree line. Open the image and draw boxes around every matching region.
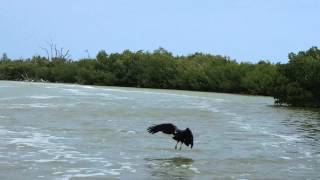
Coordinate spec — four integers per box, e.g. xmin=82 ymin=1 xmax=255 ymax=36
xmin=0 ymin=47 xmax=319 ymax=108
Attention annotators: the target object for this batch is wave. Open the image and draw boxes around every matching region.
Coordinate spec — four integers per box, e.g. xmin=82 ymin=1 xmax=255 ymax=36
xmin=0 ymin=97 xmax=20 ymax=101
xmin=28 ymin=95 xmax=60 ymax=99
xmin=61 ymin=172 xmax=114 ymax=180
xmin=0 ymin=96 xmax=60 ymax=101
xmin=226 ymin=110 xmax=301 ymax=140
xmin=9 ymin=132 xmax=67 ymax=148
xmin=93 ymin=93 xmax=130 ymax=100
xmin=189 ymin=101 xmax=220 ymax=113
xmin=260 ymin=130 xmax=301 ymax=142
xmin=60 ymin=164 xmax=139 ymax=180
xmin=60 ymin=88 xmax=130 ymax=100
xmin=2 ymin=103 xmax=58 ymax=109
xmin=0 ymin=126 xmax=139 ymax=179
xmin=61 ymin=88 xmax=88 ymax=95
xmin=101 ymin=88 xmax=212 ymax=100
xmin=0 ymin=85 xmax=15 ymax=88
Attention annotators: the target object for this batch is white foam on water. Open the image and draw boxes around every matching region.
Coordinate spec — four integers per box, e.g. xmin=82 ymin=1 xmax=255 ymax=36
xmin=94 ymin=93 xmax=130 ymax=100
xmin=79 ymin=85 xmax=96 ymax=89
xmin=4 ymin=129 xmax=78 ymax=161
xmin=304 ymin=151 xmax=312 ymax=158
xmin=239 ymin=123 xmax=252 ymax=130
xmin=214 ymin=98 xmax=226 ymax=102
xmin=229 ymin=120 xmax=253 ymax=131
xmin=101 ymin=88 xmax=212 ymax=101
xmin=193 ymin=101 xmax=220 ymax=113
xmin=29 ymin=103 xmax=58 ymax=108
xmin=43 ymin=83 xmax=98 ymax=93
xmin=44 ymin=86 xmax=58 ymax=89
xmin=261 ymin=142 xmax=280 ymax=148
xmin=103 ymin=162 xmax=113 ymax=167
xmin=30 ymin=159 xmax=68 ymax=163
xmin=118 ymin=129 xmax=137 ymax=136
xmin=10 ymin=133 xmax=51 ymax=147
xmin=28 ymin=95 xmax=60 ymax=99
xmin=225 ymin=112 xmax=239 ymax=117
xmin=60 ymin=167 xmax=123 ymax=180
xmin=0 ymin=85 xmax=15 ymax=88
xmin=38 ymin=81 xmax=229 ymax=106
xmin=60 ymin=87 xmax=130 ymax=100
xmin=261 ymin=130 xmax=300 ymax=142
xmin=189 ymin=166 xmax=200 ymax=174
xmin=280 ymin=156 xmax=292 ymax=160
xmin=287 ymin=163 xmax=313 ymax=173
xmin=226 ymin=110 xmax=302 ymax=146
xmin=127 ymin=130 xmax=136 ymax=135
xmin=5 ymin=103 xmax=59 ymax=109
xmin=105 ymin=169 xmax=121 ymax=175
xmin=66 ymin=169 xmax=81 ymax=173
xmin=2 ymin=126 xmax=137 ymax=179
xmin=103 ymin=88 xmax=169 ymax=95
xmin=61 ymin=88 xmax=88 ymax=96
xmin=120 ymin=164 xmax=136 ymax=173
xmin=61 ymin=172 xmax=106 ymax=180
xmin=0 ymin=97 xmax=17 ymax=101
xmin=81 ymin=157 xmax=105 ymax=162
xmin=225 ymin=112 xmax=245 ymax=127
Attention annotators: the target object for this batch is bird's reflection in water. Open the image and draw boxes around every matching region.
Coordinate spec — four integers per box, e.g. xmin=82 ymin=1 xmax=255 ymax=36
xmin=145 ymin=157 xmax=198 ymax=179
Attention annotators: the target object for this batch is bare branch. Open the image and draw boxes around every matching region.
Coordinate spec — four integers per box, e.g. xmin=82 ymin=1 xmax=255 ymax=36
xmin=63 ymin=49 xmax=70 ymax=59
xmin=54 ymin=44 xmax=58 ymax=58
xmin=40 ymin=40 xmax=71 ymax=61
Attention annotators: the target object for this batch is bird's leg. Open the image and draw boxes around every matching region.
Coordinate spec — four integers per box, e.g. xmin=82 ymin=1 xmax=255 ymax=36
xmin=179 ymin=142 xmax=182 ymax=150
xmin=175 ymin=141 xmax=178 ymax=150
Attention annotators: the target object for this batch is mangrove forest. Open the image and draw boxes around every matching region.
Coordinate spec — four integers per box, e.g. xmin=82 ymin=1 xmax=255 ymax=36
xmin=0 ymin=47 xmax=319 ymax=108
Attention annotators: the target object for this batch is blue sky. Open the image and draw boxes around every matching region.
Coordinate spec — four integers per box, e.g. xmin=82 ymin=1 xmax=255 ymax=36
xmin=0 ymin=0 xmax=319 ymax=63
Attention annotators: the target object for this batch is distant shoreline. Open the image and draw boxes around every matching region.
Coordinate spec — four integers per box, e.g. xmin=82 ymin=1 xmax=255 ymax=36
xmin=1 ymin=47 xmax=319 ymax=108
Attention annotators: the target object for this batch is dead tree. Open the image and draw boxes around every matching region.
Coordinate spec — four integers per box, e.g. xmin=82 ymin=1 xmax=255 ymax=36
xmin=40 ymin=41 xmax=71 ymax=61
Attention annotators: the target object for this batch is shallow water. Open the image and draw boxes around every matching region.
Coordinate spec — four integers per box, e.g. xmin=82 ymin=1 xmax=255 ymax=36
xmin=0 ymin=81 xmax=319 ymax=179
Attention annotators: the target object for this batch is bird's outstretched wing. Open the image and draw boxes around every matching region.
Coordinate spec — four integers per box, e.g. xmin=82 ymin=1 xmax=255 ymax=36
xmin=184 ymin=128 xmax=193 ymax=148
xmin=147 ymin=123 xmax=177 ymax=135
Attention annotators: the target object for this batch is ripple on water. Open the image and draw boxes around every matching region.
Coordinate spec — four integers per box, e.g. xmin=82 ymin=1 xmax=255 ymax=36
xmin=0 ymin=126 xmax=140 ymax=179
xmin=1 ymin=81 xmax=320 ymax=179
xmin=61 ymin=88 xmax=88 ymax=95
xmin=28 ymin=95 xmax=60 ymax=99
xmin=144 ymin=157 xmax=200 ymax=177
xmin=3 ymin=103 xmax=59 ymax=109
xmin=226 ymin=111 xmax=302 ymax=143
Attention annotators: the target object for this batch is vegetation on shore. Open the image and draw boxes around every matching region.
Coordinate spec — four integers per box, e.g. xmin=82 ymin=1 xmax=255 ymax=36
xmin=0 ymin=47 xmax=319 ymax=108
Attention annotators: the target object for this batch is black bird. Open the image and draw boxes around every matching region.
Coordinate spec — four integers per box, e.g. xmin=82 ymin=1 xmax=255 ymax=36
xmin=147 ymin=123 xmax=193 ymax=150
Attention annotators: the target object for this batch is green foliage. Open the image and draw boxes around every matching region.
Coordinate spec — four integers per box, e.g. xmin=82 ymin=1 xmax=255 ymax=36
xmin=96 ymin=50 xmax=108 ymax=65
xmin=241 ymin=61 xmax=278 ymax=95
xmin=1 ymin=47 xmax=319 ymax=108
xmin=272 ymin=47 xmax=320 ymax=107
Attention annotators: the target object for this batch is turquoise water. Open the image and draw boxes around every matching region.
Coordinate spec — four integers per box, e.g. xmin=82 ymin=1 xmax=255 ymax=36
xmin=0 ymin=81 xmax=319 ymax=179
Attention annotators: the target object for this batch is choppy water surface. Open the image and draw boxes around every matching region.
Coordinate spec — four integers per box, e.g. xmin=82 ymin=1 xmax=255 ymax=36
xmin=0 ymin=81 xmax=320 ymax=180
